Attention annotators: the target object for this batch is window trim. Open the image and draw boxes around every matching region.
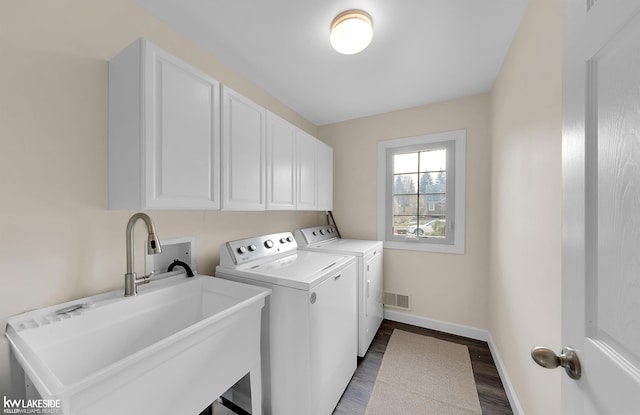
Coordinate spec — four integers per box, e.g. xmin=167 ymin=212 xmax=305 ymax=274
xmin=377 ymin=130 xmax=466 ymax=254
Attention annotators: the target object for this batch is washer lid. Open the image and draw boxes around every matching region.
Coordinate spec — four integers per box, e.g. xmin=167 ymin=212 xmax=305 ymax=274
xmin=217 ymin=251 xmax=353 ymax=290
xmin=301 ymin=238 xmax=383 ymax=256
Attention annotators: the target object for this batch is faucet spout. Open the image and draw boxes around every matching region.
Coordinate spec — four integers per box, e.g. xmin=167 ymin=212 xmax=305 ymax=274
xmin=125 ymin=212 xmax=162 ymax=297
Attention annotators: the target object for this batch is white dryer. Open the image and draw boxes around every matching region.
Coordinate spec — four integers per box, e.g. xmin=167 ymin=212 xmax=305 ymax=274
xmin=215 ymin=232 xmax=357 ymax=415
xmin=295 ymin=226 xmax=383 ymax=357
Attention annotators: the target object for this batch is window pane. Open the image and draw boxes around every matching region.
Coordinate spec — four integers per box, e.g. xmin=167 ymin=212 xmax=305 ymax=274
xmin=419 ymin=149 xmax=446 ymax=172
xmin=393 ymin=195 xmax=417 ymax=215
xmin=393 ymin=215 xmax=416 ymax=235
xmin=393 ymin=174 xmax=418 ymax=194
xmin=409 ymin=216 xmax=446 ymax=237
xmin=418 ymin=194 xmax=446 ymax=215
xmin=418 ymin=172 xmax=446 ymax=194
xmin=433 ymin=171 xmax=446 ymax=189
xmin=394 ymin=153 xmax=418 ymax=174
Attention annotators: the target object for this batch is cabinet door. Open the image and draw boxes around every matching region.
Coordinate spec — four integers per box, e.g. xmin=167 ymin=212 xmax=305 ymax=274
xmin=317 ymin=141 xmax=333 ymax=211
xmin=144 ymin=43 xmax=220 ymax=209
xmin=221 ymin=87 xmax=266 ymax=210
xmin=109 ymin=38 xmax=220 ymax=210
xmin=266 ymin=112 xmax=297 ymax=210
xmin=296 ymin=130 xmax=318 ymax=210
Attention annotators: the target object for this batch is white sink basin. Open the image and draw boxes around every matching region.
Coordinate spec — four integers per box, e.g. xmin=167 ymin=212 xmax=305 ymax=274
xmin=5 ymin=275 xmax=271 ymax=415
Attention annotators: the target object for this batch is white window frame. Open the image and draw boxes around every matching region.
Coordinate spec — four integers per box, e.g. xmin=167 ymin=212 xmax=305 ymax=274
xmin=377 ymin=130 xmax=466 ymax=254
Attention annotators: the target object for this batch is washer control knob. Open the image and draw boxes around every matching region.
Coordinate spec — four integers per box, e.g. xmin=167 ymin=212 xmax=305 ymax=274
xmin=280 ymin=237 xmax=287 ymax=244
xmin=248 ymin=244 xmax=257 ymax=252
xmin=320 ymin=230 xmax=325 ymax=235
xmin=287 ymin=236 xmax=294 ymax=242
xmin=312 ymin=231 xmax=317 ymax=236
xmin=264 ymin=240 xmax=274 ymax=249
xmin=237 ymin=246 xmax=247 ymax=254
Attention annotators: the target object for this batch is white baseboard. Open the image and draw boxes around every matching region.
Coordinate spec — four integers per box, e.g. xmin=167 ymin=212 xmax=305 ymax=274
xmin=383 ymin=309 xmax=524 ymax=415
xmin=485 ymin=331 xmax=525 ymax=415
xmin=384 ymin=309 xmax=489 ymax=341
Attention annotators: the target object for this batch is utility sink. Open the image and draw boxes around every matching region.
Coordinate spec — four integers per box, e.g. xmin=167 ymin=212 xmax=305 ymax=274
xmin=5 ymin=275 xmax=271 ymax=415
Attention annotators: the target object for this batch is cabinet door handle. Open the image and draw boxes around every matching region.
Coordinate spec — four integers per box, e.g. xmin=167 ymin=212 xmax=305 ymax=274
xmin=334 ymin=273 xmax=342 ymax=280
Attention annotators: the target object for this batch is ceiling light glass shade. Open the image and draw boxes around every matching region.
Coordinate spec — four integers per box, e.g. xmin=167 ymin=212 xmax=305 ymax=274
xmin=330 ymin=10 xmax=373 ymax=55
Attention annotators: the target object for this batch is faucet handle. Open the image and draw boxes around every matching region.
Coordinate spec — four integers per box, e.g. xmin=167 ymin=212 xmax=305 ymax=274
xmin=136 ymin=272 xmax=154 ymax=286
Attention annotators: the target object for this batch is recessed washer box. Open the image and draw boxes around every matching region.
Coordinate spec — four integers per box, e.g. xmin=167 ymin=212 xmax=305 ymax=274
xmin=145 ymin=236 xmax=197 ymax=277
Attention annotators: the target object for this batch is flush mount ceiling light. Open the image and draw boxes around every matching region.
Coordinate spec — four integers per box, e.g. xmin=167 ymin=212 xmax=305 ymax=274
xmin=330 ymin=9 xmax=373 ymax=55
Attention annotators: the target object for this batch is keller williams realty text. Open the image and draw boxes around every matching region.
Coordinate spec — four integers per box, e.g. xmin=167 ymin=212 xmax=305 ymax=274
xmin=3 ymin=396 xmax=61 ymax=414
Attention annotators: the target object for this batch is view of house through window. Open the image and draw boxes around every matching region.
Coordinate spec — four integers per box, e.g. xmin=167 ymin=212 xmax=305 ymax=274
xmin=392 ymin=149 xmax=447 ymax=237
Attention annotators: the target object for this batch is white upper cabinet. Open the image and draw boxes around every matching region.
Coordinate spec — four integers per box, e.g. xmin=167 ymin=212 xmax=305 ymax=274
xmin=267 ymin=111 xmax=333 ymax=211
xmin=109 ymin=38 xmax=332 ymax=212
xmin=108 ymin=38 xmax=221 ymax=210
xmin=296 ymin=130 xmax=318 ymax=210
xmin=317 ymin=141 xmax=333 ymax=211
xmin=266 ymin=112 xmax=297 ymax=210
xmin=221 ymin=86 xmax=267 ymax=210
xmin=296 ymin=130 xmax=334 ymax=211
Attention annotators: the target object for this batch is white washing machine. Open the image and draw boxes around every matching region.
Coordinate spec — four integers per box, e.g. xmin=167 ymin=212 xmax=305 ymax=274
xmin=215 ymin=232 xmax=357 ymax=415
xmin=295 ymin=226 xmax=383 ymax=357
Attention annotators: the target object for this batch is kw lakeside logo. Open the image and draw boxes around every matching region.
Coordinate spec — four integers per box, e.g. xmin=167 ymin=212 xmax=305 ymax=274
xmin=3 ymin=396 xmax=60 ymax=414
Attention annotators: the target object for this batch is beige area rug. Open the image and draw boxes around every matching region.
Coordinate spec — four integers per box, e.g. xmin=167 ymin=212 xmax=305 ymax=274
xmin=364 ymin=330 xmax=482 ymax=415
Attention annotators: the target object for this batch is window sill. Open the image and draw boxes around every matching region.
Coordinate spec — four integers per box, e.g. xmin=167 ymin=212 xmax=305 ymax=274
xmin=382 ymin=240 xmax=464 ymax=254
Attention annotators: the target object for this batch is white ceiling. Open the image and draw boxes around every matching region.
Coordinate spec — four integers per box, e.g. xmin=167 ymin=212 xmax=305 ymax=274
xmin=133 ymin=0 xmax=528 ymax=126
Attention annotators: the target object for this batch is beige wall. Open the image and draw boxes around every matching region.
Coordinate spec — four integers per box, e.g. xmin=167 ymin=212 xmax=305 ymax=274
xmin=489 ymin=0 xmax=563 ymax=413
xmin=0 ymin=0 xmax=323 ymax=396
xmin=318 ymin=94 xmax=492 ymax=329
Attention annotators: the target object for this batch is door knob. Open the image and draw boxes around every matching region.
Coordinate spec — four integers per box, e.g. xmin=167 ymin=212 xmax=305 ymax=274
xmin=531 ymin=346 xmax=581 ymax=380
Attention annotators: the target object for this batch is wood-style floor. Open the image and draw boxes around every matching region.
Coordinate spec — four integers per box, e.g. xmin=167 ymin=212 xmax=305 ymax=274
xmin=333 ymin=319 xmax=513 ymax=415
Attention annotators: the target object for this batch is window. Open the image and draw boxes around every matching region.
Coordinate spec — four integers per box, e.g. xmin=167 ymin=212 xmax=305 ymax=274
xmin=377 ymin=130 xmax=465 ymax=253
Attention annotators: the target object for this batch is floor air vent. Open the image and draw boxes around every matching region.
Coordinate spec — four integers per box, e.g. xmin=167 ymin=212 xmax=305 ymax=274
xmin=383 ymin=292 xmax=411 ymax=310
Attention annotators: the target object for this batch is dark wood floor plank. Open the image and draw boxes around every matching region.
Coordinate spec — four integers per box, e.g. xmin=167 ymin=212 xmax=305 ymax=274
xmin=333 ymin=319 xmax=513 ymax=415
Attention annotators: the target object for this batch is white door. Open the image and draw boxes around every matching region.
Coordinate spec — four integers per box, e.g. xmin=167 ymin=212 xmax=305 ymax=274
xmin=317 ymin=140 xmax=333 ymax=211
xmin=266 ymin=111 xmax=297 ymax=210
xmin=146 ymin=44 xmax=221 ymax=209
xmin=296 ymin=130 xmax=318 ymax=210
xmin=221 ymin=86 xmax=266 ymax=210
xmin=555 ymin=0 xmax=640 ymax=413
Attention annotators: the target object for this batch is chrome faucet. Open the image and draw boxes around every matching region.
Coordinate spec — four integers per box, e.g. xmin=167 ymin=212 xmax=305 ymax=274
xmin=124 ymin=212 xmax=162 ymax=297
